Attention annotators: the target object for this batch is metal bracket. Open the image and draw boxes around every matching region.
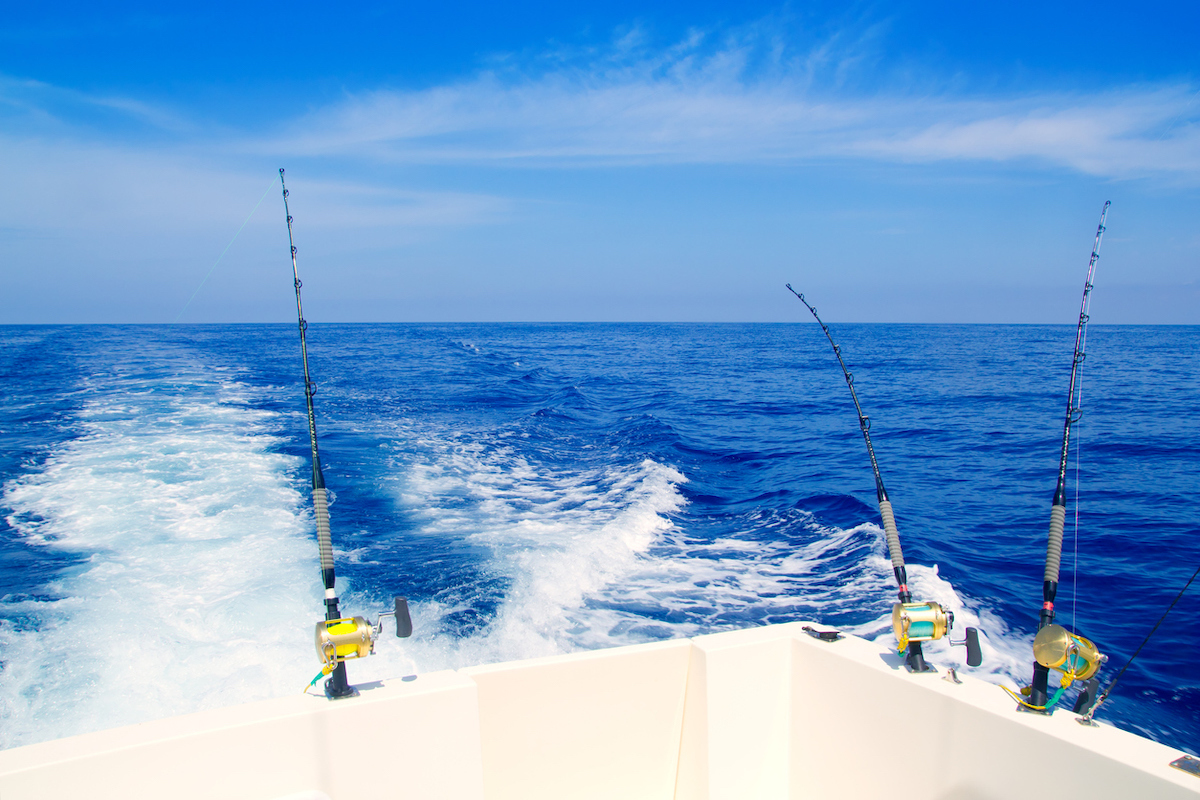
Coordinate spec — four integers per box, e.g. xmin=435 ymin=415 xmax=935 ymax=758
xmin=1170 ymin=756 xmax=1200 ymax=778
xmin=802 ymin=625 xmax=841 ymax=642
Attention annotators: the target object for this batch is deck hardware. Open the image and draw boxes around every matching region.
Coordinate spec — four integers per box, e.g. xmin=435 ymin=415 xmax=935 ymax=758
xmin=1170 ymin=756 xmax=1200 ymax=778
xmin=803 ymin=626 xmax=841 ymax=642
xmin=943 ymin=667 xmax=961 ymax=685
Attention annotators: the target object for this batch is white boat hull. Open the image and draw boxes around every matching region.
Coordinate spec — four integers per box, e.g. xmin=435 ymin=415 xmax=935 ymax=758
xmin=1 ymin=621 xmax=1195 ymax=798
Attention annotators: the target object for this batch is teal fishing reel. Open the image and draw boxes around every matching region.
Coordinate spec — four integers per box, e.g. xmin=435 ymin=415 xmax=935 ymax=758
xmin=892 ymin=601 xmax=982 ymax=667
xmin=1010 ymin=624 xmax=1106 ymax=714
xmin=1033 ymin=624 xmax=1105 ymax=687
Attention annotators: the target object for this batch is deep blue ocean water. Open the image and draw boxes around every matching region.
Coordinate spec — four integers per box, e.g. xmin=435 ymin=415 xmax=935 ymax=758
xmin=1 ymin=322 xmax=1197 ymax=755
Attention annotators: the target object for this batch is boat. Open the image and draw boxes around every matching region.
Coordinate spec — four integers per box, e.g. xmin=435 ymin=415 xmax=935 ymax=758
xmin=1 ymin=618 xmax=1197 ymax=798
xmin=3 ymin=190 xmax=1196 ymax=798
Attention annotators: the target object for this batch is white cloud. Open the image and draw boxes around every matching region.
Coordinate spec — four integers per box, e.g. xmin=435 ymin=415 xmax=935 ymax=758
xmin=318 ymin=82 xmax=1195 ymax=175
xmin=0 ymin=74 xmax=194 ymax=134
xmin=857 ymin=92 xmax=1200 ymax=177
xmin=4 ymin=24 xmax=1198 ymax=182
xmin=246 ymin=31 xmax=1200 ymax=179
xmin=0 ymin=135 xmax=510 ymax=240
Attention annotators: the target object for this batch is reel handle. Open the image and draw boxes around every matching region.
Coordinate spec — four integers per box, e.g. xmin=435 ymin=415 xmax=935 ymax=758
xmin=375 ymin=596 xmax=413 ymax=638
xmin=950 ymin=626 xmax=983 ymax=667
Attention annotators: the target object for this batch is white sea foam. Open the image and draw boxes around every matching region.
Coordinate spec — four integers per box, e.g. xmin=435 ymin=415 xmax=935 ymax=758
xmin=0 ymin=382 xmax=322 ymax=749
xmin=349 ymin=427 xmax=1029 ymax=695
xmin=349 ymin=434 xmax=691 ymax=679
xmin=1 ymin=386 xmax=1032 ymax=750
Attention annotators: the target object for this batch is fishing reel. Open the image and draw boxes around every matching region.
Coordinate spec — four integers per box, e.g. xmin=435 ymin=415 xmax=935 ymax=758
xmin=315 ymin=596 xmax=413 ymax=674
xmin=1032 ymin=624 xmax=1105 ymax=687
xmin=1010 ymin=624 xmax=1106 ymax=715
xmin=892 ymin=601 xmax=982 ymax=668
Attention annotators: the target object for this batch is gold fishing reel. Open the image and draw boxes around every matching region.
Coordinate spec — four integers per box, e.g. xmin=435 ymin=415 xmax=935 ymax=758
xmin=316 ymin=616 xmax=376 ymax=671
xmin=893 ymin=601 xmax=950 ymax=651
xmin=893 ymin=601 xmax=982 ymax=667
xmin=1033 ymin=624 xmax=1105 ymax=687
xmin=314 ymin=597 xmax=413 ymax=672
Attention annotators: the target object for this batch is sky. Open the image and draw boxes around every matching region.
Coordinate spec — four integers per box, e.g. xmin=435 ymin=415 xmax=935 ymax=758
xmin=1 ymin=1 xmax=1197 ymax=324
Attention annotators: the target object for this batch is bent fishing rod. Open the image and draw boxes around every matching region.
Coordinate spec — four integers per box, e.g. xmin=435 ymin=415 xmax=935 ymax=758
xmin=787 ymin=286 xmax=980 ymax=673
xmin=280 ymin=168 xmax=412 ymax=700
xmin=1023 ymin=201 xmax=1111 ymax=713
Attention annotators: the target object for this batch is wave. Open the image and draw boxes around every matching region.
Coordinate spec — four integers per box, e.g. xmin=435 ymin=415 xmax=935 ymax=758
xmin=350 ymin=430 xmax=691 ymax=678
xmin=0 ymin=380 xmax=320 ymax=748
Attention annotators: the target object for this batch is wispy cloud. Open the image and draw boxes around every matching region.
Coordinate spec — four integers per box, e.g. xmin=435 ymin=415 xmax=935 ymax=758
xmin=3 ymin=17 xmax=1199 ymax=249
xmin=0 ymin=75 xmax=194 ymax=134
xmin=857 ymin=90 xmax=1200 ymax=177
xmin=2 ymin=17 xmax=1197 ymax=323
xmin=0 ymin=134 xmax=511 ymax=239
xmin=255 ymin=26 xmax=1200 ymax=179
xmin=4 ymin=21 xmax=1197 ymax=181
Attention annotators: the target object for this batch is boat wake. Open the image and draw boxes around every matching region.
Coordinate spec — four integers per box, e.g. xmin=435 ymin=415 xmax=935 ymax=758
xmin=0 ymin=379 xmax=321 ymax=749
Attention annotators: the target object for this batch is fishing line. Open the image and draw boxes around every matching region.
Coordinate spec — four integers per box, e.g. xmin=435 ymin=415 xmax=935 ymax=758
xmin=1152 ymin=85 xmax=1200 ymax=143
xmin=1071 ymin=422 xmax=1080 ymax=633
xmin=1072 ymin=295 xmax=1093 ymax=634
xmin=1079 ymin=564 xmax=1200 ymax=724
xmin=172 ymin=174 xmax=278 ymax=323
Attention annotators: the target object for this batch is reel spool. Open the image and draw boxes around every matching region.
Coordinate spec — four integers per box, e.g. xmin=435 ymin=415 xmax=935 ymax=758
xmin=1033 ymin=624 xmax=1104 ymax=687
xmin=893 ymin=601 xmax=982 ymax=667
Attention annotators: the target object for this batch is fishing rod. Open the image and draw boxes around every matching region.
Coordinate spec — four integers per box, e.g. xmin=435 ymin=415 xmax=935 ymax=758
xmin=787 ymin=286 xmax=980 ymax=673
xmin=280 ymin=168 xmax=412 ymax=699
xmin=1022 ymin=201 xmax=1111 ymax=713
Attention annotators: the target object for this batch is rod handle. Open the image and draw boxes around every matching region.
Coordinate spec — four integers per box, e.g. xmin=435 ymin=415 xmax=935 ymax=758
xmin=878 ymin=499 xmax=905 ymax=570
xmin=1044 ymin=503 xmax=1065 ymax=584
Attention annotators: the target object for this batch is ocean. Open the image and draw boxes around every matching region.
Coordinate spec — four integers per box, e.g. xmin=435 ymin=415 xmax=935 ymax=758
xmin=1 ymin=322 xmax=1197 ymax=755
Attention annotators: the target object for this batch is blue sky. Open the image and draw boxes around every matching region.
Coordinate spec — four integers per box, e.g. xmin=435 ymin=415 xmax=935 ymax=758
xmin=2 ymin=1 xmax=1197 ymax=323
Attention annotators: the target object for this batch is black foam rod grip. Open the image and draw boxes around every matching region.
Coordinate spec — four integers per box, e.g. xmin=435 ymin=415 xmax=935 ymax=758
xmin=394 ymin=596 xmax=413 ymax=638
xmin=965 ymin=627 xmax=982 ymax=667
